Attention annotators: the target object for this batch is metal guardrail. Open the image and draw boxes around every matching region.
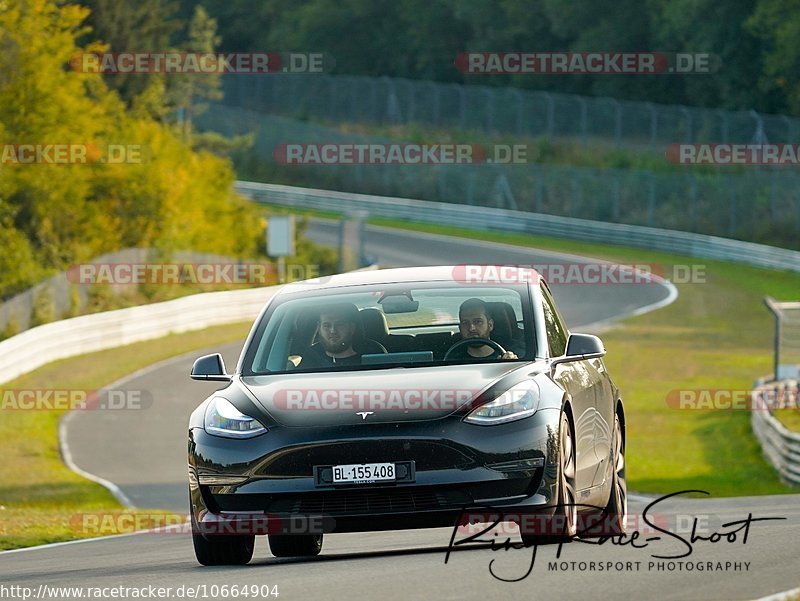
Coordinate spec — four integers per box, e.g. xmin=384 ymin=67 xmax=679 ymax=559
xmin=0 ymin=286 xmax=278 ymax=386
xmin=199 ymin=105 xmax=800 ymax=249
xmin=236 ymin=181 xmax=800 ymax=273
xmin=0 ymin=265 xmax=378 ymax=386
xmin=751 ymin=381 xmax=800 ymax=486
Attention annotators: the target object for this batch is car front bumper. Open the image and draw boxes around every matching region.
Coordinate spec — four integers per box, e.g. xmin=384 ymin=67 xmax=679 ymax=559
xmin=188 ymin=408 xmax=562 ymax=536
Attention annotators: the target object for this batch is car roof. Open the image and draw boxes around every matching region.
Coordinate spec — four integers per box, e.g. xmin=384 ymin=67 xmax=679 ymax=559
xmin=276 ymin=265 xmax=543 ymax=295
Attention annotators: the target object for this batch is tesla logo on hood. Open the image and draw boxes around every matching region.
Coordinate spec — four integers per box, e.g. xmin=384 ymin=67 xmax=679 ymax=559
xmin=356 ymin=411 xmax=374 ymax=420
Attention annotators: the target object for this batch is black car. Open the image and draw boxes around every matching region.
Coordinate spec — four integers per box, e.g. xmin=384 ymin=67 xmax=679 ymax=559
xmin=187 ymin=265 xmax=626 ymax=565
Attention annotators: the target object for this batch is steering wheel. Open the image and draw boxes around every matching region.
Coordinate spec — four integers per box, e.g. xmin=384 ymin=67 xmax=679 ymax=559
xmin=443 ymin=337 xmax=507 ymax=361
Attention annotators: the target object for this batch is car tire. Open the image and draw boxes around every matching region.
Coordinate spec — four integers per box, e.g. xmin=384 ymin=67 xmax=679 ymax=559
xmin=268 ymin=534 xmax=323 ymax=557
xmin=192 ymin=533 xmax=255 ymax=566
xmin=521 ymin=410 xmax=577 ymax=545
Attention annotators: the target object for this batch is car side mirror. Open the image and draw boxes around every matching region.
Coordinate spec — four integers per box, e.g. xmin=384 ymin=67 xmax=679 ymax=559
xmin=190 ymin=353 xmax=231 ymax=381
xmin=552 ymin=333 xmax=606 ymax=366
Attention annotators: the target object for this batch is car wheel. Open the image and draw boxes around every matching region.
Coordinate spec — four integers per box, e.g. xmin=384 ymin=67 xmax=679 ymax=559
xmin=268 ymin=534 xmax=323 ymax=557
xmin=521 ymin=410 xmax=577 ymax=545
xmin=192 ymin=533 xmax=255 ymax=566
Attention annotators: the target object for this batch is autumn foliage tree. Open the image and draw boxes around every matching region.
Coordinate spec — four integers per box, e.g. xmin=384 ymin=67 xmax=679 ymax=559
xmin=0 ymin=0 xmax=263 ymax=299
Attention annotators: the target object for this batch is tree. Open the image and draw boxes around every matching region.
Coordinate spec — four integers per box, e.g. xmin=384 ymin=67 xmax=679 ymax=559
xmin=168 ymin=6 xmax=224 ymax=139
xmin=747 ymin=0 xmax=800 ymax=114
xmin=79 ymin=0 xmax=180 ymax=111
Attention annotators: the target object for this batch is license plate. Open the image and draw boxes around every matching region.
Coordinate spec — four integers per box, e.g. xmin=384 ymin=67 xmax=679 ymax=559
xmin=332 ymin=462 xmax=396 ymax=484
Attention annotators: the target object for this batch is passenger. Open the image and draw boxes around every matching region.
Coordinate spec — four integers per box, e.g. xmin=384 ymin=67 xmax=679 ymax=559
xmin=299 ymin=303 xmax=385 ymax=368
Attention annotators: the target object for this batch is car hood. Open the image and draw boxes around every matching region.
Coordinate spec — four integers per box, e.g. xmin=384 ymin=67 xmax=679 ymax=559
xmin=239 ymin=362 xmax=530 ymax=427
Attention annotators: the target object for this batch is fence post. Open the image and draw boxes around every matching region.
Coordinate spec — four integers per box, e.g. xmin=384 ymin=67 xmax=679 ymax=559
xmin=404 ymin=78 xmax=416 ymax=123
xmin=452 ymin=83 xmax=466 ymax=129
xmin=770 ymin=178 xmax=777 ymax=222
xmin=536 ymin=172 xmax=544 ymax=213
xmin=513 ymin=89 xmax=524 ymax=135
xmin=717 ymin=109 xmax=728 ymax=144
xmin=465 ymin=169 xmax=475 ymax=205
xmin=484 ymin=87 xmax=494 ymax=132
xmin=326 ymin=76 xmax=336 ymax=120
xmin=542 ymin=93 xmax=555 ymax=140
xmin=764 ymin=297 xmax=781 ymax=380
xmin=349 ymin=77 xmax=359 ymax=122
xmin=681 ymin=105 xmax=693 ymax=143
xmin=781 ymin=115 xmax=794 ymax=144
xmin=570 ymin=175 xmax=582 ymax=216
xmin=647 ymin=172 xmax=656 ymax=226
xmin=750 ymin=110 xmax=767 ymax=144
xmin=797 ymin=185 xmax=800 ymax=237
xmin=383 ymin=76 xmax=402 ymax=124
xmin=647 ymin=102 xmax=657 ymax=151
xmin=428 ymin=82 xmax=440 ymax=126
xmin=579 ymin=97 xmax=588 ymax=148
xmin=610 ymin=98 xmax=622 ymax=148
xmin=729 ymin=184 xmax=738 ymax=236
xmin=371 ymin=78 xmax=380 ymax=123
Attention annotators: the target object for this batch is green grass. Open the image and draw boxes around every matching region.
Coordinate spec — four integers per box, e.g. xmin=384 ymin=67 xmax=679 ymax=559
xmin=775 ymin=409 xmax=800 ymax=432
xmin=0 ymin=321 xmax=251 ymax=550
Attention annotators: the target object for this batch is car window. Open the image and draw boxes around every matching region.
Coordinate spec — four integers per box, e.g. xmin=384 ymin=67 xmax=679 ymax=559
xmin=243 ymin=283 xmax=532 ymax=374
xmin=541 ymin=289 xmax=568 ymax=357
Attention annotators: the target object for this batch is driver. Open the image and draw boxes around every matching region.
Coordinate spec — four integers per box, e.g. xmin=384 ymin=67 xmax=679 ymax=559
xmin=298 ymin=303 xmax=369 ymax=368
xmin=450 ymin=298 xmax=518 ymax=361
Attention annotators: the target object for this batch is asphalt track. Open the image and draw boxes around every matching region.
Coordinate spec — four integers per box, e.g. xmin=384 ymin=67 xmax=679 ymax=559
xmin=3 ymin=221 xmax=798 ymax=601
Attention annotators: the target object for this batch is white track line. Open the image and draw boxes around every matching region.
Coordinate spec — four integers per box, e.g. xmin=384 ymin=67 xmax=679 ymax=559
xmin=0 ymin=531 xmax=148 ymax=554
xmin=58 ymin=349 xmax=226 ymax=508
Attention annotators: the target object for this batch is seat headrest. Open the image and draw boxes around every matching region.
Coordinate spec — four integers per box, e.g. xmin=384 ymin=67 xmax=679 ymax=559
xmin=486 ymin=301 xmax=513 ymax=343
xmin=359 ymin=307 xmax=390 ymax=339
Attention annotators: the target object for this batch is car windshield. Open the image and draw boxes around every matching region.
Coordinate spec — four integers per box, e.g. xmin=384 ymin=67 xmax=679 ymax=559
xmin=242 ymin=282 xmax=534 ymax=375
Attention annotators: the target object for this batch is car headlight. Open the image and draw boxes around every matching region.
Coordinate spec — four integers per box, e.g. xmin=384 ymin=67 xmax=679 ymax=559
xmin=464 ymin=382 xmax=540 ymax=425
xmin=204 ymin=397 xmax=267 ymax=438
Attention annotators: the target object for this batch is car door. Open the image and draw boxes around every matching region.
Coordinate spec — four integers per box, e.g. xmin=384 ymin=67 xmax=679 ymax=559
xmin=588 ymin=356 xmax=617 ymax=485
xmin=541 ymin=287 xmax=602 ymax=490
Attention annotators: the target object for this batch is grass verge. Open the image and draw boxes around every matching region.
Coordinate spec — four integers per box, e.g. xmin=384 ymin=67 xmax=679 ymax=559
xmin=0 ymin=321 xmax=251 ymax=550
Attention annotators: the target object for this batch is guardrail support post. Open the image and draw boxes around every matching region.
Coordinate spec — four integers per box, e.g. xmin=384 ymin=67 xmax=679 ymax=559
xmin=764 ymin=297 xmax=781 ymax=381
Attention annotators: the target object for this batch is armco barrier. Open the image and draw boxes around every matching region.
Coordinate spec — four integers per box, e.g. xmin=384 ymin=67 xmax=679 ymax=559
xmin=0 ymin=286 xmax=277 ymax=386
xmin=236 ymin=181 xmax=800 ymax=273
xmin=751 ymin=380 xmax=800 ymax=486
xmin=0 ymin=264 xmax=379 ymax=386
